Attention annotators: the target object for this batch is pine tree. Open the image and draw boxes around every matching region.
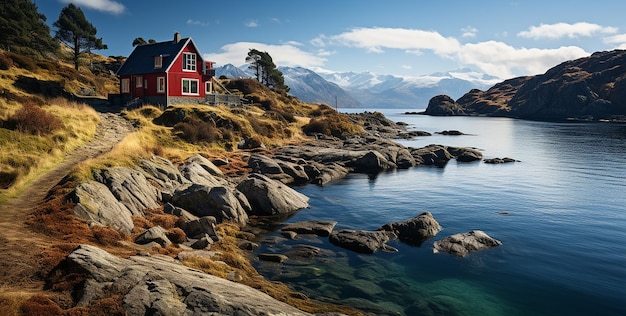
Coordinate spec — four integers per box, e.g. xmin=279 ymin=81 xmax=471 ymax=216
xmin=0 ymin=0 xmax=58 ymax=55
xmin=53 ymin=4 xmax=107 ymax=70
xmin=245 ymin=49 xmax=289 ymax=92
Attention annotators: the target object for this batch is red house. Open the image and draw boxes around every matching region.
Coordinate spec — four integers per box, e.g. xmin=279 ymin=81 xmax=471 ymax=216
xmin=115 ymin=33 xmax=216 ymax=107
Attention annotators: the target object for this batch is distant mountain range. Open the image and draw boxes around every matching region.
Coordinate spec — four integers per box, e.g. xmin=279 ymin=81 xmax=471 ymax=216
xmin=215 ymin=64 xmax=499 ymax=109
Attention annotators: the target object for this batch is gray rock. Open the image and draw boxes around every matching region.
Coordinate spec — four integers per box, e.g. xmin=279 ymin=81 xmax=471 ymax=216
xmin=56 ymin=245 xmax=312 ymax=315
xmin=379 ymin=212 xmax=442 ymax=245
xmin=71 ymin=180 xmax=134 ymax=234
xmin=281 ymin=220 xmax=337 ymax=237
xmin=235 ymin=173 xmax=309 ymax=216
xmin=179 ymin=161 xmax=226 ymax=187
xmin=433 ymin=230 xmax=502 ymax=257
xmin=139 ymin=156 xmax=190 ymax=194
xmin=424 ymin=95 xmax=467 ymax=116
xmin=95 ymin=167 xmax=160 ymax=216
xmin=276 ymin=160 xmax=310 ymax=185
xmin=180 ymin=216 xmax=218 ymax=240
xmin=411 ymin=144 xmax=453 ymax=166
xmin=190 ymin=234 xmax=214 ymax=249
xmin=134 ymin=226 xmax=172 ymax=248
xmin=447 ymin=146 xmax=483 ymax=162
xmin=484 ymin=157 xmax=519 ymax=164
xmin=329 ymin=230 xmax=397 ymax=254
xmin=347 ymin=150 xmax=396 ymax=173
xmin=184 ymin=154 xmax=224 ymax=177
xmin=258 ymin=253 xmax=289 ymax=263
xmin=171 ymin=184 xmax=249 ymax=226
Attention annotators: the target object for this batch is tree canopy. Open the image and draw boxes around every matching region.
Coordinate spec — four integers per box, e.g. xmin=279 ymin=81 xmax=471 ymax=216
xmin=245 ymin=49 xmax=289 ymax=92
xmin=0 ymin=0 xmax=58 ymax=55
xmin=53 ymin=4 xmax=107 ymax=70
xmin=132 ymin=37 xmax=157 ymax=46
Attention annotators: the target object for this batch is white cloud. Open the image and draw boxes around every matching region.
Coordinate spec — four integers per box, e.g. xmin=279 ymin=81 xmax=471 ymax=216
xmin=458 ymin=41 xmax=589 ymax=78
xmin=59 ymin=0 xmax=125 ymax=15
xmin=245 ymin=20 xmax=259 ymax=28
xmin=604 ymin=33 xmax=626 ymax=46
xmin=461 ymin=26 xmax=478 ymax=38
xmin=402 ymin=65 xmax=412 ymax=70
xmin=187 ymin=19 xmax=209 ymax=27
xmin=204 ymin=42 xmax=327 ymax=68
xmin=518 ymin=22 xmax=618 ymax=40
xmin=319 ymin=27 xmax=461 ymax=56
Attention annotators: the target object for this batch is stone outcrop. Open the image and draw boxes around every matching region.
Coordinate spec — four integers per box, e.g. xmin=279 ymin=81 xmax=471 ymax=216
xmin=94 ymin=167 xmax=161 ymax=216
xmin=426 ymin=50 xmax=626 ymax=121
xmin=51 ymin=245 xmax=312 ymax=315
xmin=170 ymin=184 xmax=249 ymax=226
xmin=235 ymin=173 xmax=309 ymax=216
xmin=329 ymin=229 xmax=397 ymax=254
xmin=423 ymin=94 xmax=467 ymax=116
xmin=433 ymin=230 xmax=502 ymax=257
xmin=70 ymin=180 xmax=134 ymax=234
xmin=379 ymin=212 xmax=442 ymax=245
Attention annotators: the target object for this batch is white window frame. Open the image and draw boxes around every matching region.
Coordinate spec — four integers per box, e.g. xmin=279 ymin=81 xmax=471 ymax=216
xmin=136 ymin=76 xmax=143 ymax=88
xmin=157 ymin=77 xmax=165 ymax=93
xmin=183 ymin=52 xmax=196 ymax=71
xmin=154 ymin=55 xmax=163 ymax=69
xmin=182 ymin=78 xmax=199 ymax=95
xmin=121 ymin=78 xmax=130 ymax=93
xmin=206 ymin=81 xmax=212 ymax=94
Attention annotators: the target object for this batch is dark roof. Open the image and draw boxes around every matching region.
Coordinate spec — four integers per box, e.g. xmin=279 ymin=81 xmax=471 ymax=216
xmin=116 ymin=38 xmax=191 ymax=76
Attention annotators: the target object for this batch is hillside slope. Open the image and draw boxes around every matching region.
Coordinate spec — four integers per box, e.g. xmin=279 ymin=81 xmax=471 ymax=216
xmin=425 ymin=50 xmax=626 ymax=121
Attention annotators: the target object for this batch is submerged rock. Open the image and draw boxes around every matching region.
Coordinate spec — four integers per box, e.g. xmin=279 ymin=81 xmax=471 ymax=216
xmin=433 ymin=230 xmax=502 ymax=257
xmin=281 ymin=220 xmax=338 ymax=237
xmin=329 ymin=229 xmax=397 ymax=254
xmin=379 ymin=212 xmax=442 ymax=245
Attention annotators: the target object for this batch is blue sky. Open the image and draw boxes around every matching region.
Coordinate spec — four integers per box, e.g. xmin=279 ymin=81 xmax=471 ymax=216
xmin=36 ymin=0 xmax=626 ymax=80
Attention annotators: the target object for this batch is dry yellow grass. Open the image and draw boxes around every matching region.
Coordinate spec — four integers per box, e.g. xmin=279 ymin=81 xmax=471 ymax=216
xmin=0 ymin=98 xmax=99 ymax=201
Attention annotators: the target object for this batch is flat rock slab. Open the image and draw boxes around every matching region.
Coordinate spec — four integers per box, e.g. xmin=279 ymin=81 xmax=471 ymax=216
xmin=433 ymin=230 xmax=502 ymax=257
xmin=329 ymin=229 xmax=397 ymax=254
xmin=281 ymin=220 xmax=338 ymax=237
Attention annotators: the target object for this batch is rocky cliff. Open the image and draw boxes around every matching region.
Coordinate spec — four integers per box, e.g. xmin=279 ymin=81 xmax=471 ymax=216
xmin=424 ymin=50 xmax=626 ymax=121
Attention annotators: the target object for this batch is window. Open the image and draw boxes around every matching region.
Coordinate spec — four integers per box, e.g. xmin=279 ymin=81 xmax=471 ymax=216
xmin=136 ymin=76 xmax=143 ymax=87
xmin=154 ymin=56 xmax=162 ymax=69
xmin=183 ymin=52 xmax=196 ymax=71
xmin=121 ymin=78 xmax=130 ymax=93
xmin=206 ymin=81 xmax=212 ymax=94
xmin=157 ymin=77 xmax=165 ymax=93
xmin=182 ymin=78 xmax=199 ymax=95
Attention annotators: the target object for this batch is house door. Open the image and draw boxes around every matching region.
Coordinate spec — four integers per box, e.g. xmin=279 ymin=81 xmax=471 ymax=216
xmin=134 ymin=76 xmax=144 ymax=98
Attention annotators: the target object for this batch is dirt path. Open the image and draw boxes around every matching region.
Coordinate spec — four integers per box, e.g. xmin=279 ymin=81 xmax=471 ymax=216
xmin=0 ymin=112 xmax=135 ymax=294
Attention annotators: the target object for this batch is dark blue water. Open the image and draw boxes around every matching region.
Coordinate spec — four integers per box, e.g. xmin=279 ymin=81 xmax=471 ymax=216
xmin=254 ymin=110 xmax=626 ymax=316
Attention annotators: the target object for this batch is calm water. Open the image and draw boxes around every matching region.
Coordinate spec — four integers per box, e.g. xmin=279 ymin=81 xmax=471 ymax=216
xmin=254 ymin=109 xmax=626 ymax=316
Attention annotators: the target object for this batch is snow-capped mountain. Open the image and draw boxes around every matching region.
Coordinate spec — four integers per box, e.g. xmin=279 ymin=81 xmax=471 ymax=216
xmin=215 ymin=64 xmax=499 ymax=109
xmin=316 ymin=68 xmax=500 ymax=108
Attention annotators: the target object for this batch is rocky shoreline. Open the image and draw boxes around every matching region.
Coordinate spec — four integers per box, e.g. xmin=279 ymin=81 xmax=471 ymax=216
xmin=53 ymin=111 xmax=502 ymax=314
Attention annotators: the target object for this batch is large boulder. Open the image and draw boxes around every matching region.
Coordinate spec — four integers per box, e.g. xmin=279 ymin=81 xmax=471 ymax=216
xmin=378 ymin=212 xmax=442 ymax=245
xmin=139 ymin=156 xmax=190 ymax=194
xmin=347 ymin=150 xmax=396 ymax=173
xmin=411 ymin=144 xmax=453 ymax=166
xmin=329 ymin=229 xmax=397 ymax=254
xmin=235 ymin=173 xmax=309 ymax=216
xmin=184 ymin=154 xmax=224 ymax=177
xmin=71 ymin=180 xmax=134 ymax=234
xmin=446 ymin=146 xmax=483 ymax=162
xmin=179 ymin=161 xmax=226 ymax=187
xmin=433 ymin=230 xmax=502 ymax=257
xmin=171 ymin=184 xmax=249 ymax=226
xmin=94 ymin=167 xmax=160 ymax=216
xmin=51 ymin=245 xmax=313 ymax=315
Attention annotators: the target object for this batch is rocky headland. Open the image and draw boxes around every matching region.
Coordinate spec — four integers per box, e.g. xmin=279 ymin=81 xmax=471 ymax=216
xmin=422 ymin=49 xmax=626 ymax=121
xmin=36 ymin=110 xmax=503 ymax=315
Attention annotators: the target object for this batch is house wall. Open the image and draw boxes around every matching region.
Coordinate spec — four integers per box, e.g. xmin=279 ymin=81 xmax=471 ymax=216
xmin=167 ymin=42 xmax=207 ymax=100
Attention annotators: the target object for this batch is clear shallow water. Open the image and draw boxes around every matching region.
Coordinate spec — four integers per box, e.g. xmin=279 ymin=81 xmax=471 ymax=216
xmin=254 ymin=109 xmax=626 ymax=316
